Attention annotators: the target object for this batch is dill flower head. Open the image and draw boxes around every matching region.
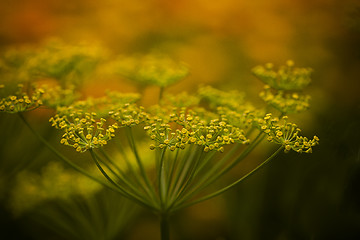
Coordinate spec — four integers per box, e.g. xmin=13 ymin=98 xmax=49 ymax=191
xmin=49 ymin=92 xmax=143 ymax=152
xmin=259 ymin=85 xmax=311 ymax=114
xmin=109 ymin=103 xmax=149 ymax=127
xmin=252 ymin=60 xmax=313 ymax=91
xmin=257 ymin=114 xmax=319 ymax=153
xmin=50 ymin=109 xmax=118 ymax=152
xmin=198 ymin=85 xmax=247 ymax=111
xmin=110 ymin=53 xmax=189 ymax=87
xmin=0 ymin=39 xmax=104 ymax=88
xmin=145 ymin=98 xmax=251 ymax=152
xmin=160 ymin=92 xmax=200 ymax=108
xmin=38 ymin=84 xmax=79 ymax=109
xmin=24 ymin=39 xmax=104 ymax=87
xmin=9 ymin=161 xmax=102 ymax=216
xmin=0 ymin=84 xmax=44 ymax=113
xmin=0 ymin=46 xmax=36 ymax=83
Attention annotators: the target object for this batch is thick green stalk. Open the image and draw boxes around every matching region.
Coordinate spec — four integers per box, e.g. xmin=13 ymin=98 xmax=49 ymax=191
xmin=160 ymin=214 xmax=170 ymax=240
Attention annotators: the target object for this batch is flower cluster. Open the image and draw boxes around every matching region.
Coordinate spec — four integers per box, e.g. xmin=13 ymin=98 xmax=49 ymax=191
xmin=160 ymin=92 xmax=200 ymax=108
xmin=198 ymin=85 xmax=247 ymax=111
xmin=252 ymin=60 xmax=312 ymax=90
xmin=216 ymin=107 xmax=256 ymax=130
xmin=145 ymin=107 xmax=250 ymax=152
xmin=46 ymin=91 xmax=146 ymax=152
xmin=259 ymin=85 xmax=311 ymax=114
xmin=109 ymin=54 xmax=189 ymax=87
xmin=253 ymin=61 xmax=313 ymax=114
xmin=49 ymin=110 xmax=118 ymax=152
xmin=0 ymin=45 xmax=38 ymax=83
xmin=0 ymin=39 xmax=104 ymax=89
xmin=109 ymin=103 xmax=149 ymax=127
xmin=24 ymin=39 xmax=104 ymax=87
xmin=38 ymin=84 xmax=79 ymax=109
xmin=257 ymin=114 xmax=319 ymax=153
xmin=0 ymin=84 xmax=44 ymax=113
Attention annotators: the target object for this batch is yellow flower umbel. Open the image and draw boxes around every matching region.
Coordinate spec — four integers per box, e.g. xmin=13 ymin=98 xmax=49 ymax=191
xmin=145 ymin=107 xmax=250 ymax=153
xmin=0 ymin=84 xmax=44 ymax=113
xmin=252 ymin=60 xmax=312 ymax=90
xmin=253 ymin=60 xmax=313 ymax=114
xmin=0 ymin=39 xmax=105 ymax=89
xmin=50 ymin=110 xmax=118 ymax=152
xmin=109 ymin=53 xmax=189 ymax=89
xmin=257 ymin=114 xmax=319 ymax=153
xmin=259 ymin=85 xmax=311 ymax=114
xmin=25 ymin=39 xmax=105 ymax=87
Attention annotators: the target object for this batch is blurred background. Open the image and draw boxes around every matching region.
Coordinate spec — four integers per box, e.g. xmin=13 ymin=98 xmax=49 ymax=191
xmin=1 ymin=0 xmax=360 ymax=239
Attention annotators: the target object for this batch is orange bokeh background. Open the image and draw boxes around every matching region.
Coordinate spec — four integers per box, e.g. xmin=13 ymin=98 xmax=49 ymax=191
xmin=1 ymin=1 xmax=360 ymax=239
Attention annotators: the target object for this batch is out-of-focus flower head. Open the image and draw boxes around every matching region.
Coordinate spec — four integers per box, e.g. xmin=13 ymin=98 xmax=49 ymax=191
xmin=252 ymin=61 xmax=314 ymax=114
xmin=252 ymin=60 xmax=312 ymax=91
xmin=108 ymin=53 xmax=189 ymax=88
xmin=0 ymin=39 xmax=105 ymax=88
xmin=9 ymin=161 xmax=102 ymax=216
xmin=259 ymin=85 xmax=311 ymax=114
xmin=198 ymin=85 xmax=249 ymax=111
xmin=25 ymin=39 xmax=105 ymax=87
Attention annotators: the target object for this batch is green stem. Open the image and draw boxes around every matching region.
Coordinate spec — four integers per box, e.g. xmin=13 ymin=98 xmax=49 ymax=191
xmin=19 ymin=112 xmax=157 ymax=210
xmin=166 ymin=148 xmax=180 ymax=198
xmin=158 ymin=148 xmax=168 ymax=207
xmin=170 ymin=147 xmax=204 ymax=205
xmin=126 ymin=127 xmax=158 ymax=203
xmin=160 ymin=214 xmax=170 ymax=240
xmin=204 ymin=133 xmax=266 ymax=187
xmin=168 ymin=145 xmax=193 ymax=197
xmin=167 ymin=145 xmax=199 ymax=206
xmin=94 ymin=150 xmax=150 ymax=202
xmin=159 ymin=87 xmax=165 ymax=102
xmin=176 ymin=133 xmax=264 ymax=206
xmin=173 ymin=146 xmax=284 ymax=211
xmin=115 ymin=140 xmax=148 ymax=191
xmin=89 ymin=149 xmax=156 ymax=210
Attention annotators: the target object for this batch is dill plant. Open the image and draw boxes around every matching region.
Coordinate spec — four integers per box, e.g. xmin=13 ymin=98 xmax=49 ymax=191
xmin=0 ymin=42 xmax=319 ymax=240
